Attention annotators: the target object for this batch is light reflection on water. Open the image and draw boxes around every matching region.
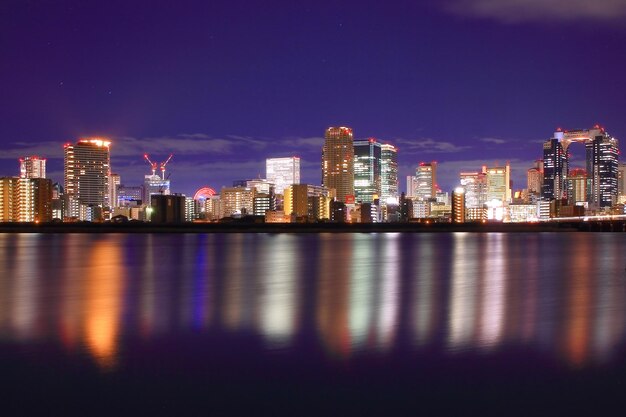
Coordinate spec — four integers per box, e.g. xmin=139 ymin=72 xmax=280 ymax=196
xmin=0 ymin=232 xmax=625 ymax=370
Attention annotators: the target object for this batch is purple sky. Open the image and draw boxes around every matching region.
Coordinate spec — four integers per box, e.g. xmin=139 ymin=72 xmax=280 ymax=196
xmin=2 ymin=0 xmax=626 ymax=196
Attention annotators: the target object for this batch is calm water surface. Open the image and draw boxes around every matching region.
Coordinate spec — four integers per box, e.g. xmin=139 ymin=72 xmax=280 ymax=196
xmin=1 ymin=232 xmax=626 ymax=415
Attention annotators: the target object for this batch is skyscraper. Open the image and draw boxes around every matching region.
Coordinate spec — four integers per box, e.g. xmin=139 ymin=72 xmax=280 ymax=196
xmin=527 ymin=160 xmax=543 ymax=195
xmin=460 ymin=169 xmax=487 ymax=209
xmin=19 ymin=156 xmax=46 ymax=179
xmin=415 ymin=162 xmax=437 ymax=201
xmin=266 ymin=157 xmax=300 ymax=195
xmin=542 ymin=127 xmax=619 ymax=209
xmin=144 ymin=175 xmax=170 ymax=205
xmin=542 ymin=136 xmax=567 ymax=202
xmin=322 ymin=126 xmax=354 ymax=203
xmin=380 ymin=144 xmax=398 ymax=203
xmin=64 ymin=138 xmax=111 ymax=217
xmin=486 ymin=163 xmax=511 ymax=202
xmin=353 ymin=138 xmax=381 ymax=203
xmin=587 ymin=131 xmax=619 ymax=207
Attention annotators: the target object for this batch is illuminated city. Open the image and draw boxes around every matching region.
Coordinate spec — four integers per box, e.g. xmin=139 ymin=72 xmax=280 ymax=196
xmin=3 ymin=1 xmax=626 ymax=415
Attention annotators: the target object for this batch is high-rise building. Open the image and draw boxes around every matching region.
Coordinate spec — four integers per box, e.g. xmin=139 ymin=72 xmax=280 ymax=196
xmin=64 ymin=138 xmax=111 ymax=217
xmin=353 ymin=138 xmax=381 ymax=203
xmin=452 ymin=187 xmax=465 ymax=223
xmin=460 ymin=169 xmax=487 ymax=209
xmin=380 ymin=143 xmax=398 ymax=203
xmin=542 ymin=138 xmax=567 ymax=201
xmin=486 ymin=163 xmax=511 ymax=203
xmin=266 ymin=157 xmax=300 ymax=195
xmin=322 ymin=126 xmax=354 ymax=203
xmin=415 ymin=162 xmax=437 ymax=201
xmin=588 ymin=132 xmax=619 ymax=207
xmin=542 ymin=126 xmax=619 ymax=208
xmin=109 ymin=173 xmax=120 ymax=209
xmin=19 ymin=156 xmax=46 ymax=179
xmin=144 ymin=175 xmax=170 ymax=205
xmin=527 ymin=160 xmax=543 ymax=195
xmin=406 ymin=175 xmax=417 ymax=198
xmin=567 ymin=168 xmax=587 ymax=205
xmin=0 ymin=177 xmax=52 ymax=222
xmin=618 ymin=162 xmax=626 ymax=203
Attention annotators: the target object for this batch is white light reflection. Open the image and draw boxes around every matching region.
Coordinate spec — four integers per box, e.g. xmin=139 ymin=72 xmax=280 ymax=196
xmin=375 ymin=233 xmax=399 ymax=351
xmin=478 ymin=233 xmax=506 ymax=350
xmin=349 ymin=235 xmax=374 ymax=350
xmin=223 ymin=234 xmax=244 ymax=330
xmin=259 ymin=235 xmax=298 ymax=348
xmin=448 ymin=233 xmax=478 ymax=351
xmin=414 ymin=235 xmax=436 ymax=346
xmin=11 ymin=234 xmax=38 ymax=340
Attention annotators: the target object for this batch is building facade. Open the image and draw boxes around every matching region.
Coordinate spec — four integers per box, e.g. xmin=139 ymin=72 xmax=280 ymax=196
xmin=542 ymin=127 xmax=619 ymax=209
xmin=20 ymin=156 xmax=46 ymax=179
xmin=380 ymin=143 xmax=398 ymax=203
xmin=353 ymin=138 xmax=381 ymax=203
xmin=322 ymin=126 xmax=354 ymax=203
xmin=64 ymin=138 xmax=111 ymax=217
xmin=415 ymin=162 xmax=437 ymax=201
xmin=266 ymin=157 xmax=300 ymax=195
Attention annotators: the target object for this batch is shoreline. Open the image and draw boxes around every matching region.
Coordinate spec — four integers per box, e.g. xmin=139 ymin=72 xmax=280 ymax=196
xmin=0 ymin=221 xmax=622 ymax=233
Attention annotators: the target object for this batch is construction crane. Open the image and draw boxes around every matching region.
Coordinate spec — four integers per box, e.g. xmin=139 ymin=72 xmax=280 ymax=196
xmin=160 ymin=154 xmax=173 ymax=180
xmin=143 ymin=153 xmax=174 ymax=179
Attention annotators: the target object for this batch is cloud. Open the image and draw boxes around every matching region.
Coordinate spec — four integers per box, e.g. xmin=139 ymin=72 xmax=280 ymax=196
xmin=395 ymin=138 xmax=470 ymax=153
xmin=0 ymin=133 xmax=329 ymax=162
xmin=441 ymin=0 xmax=626 ymax=22
xmin=479 ymin=137 xmax=508 ymax=144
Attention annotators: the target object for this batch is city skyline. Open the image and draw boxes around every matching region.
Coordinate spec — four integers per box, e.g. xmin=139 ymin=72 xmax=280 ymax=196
xmin=2 ymin=1 xmax=626 ymax=195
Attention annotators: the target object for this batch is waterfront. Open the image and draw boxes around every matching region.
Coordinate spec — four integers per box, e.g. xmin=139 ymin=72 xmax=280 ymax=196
xmin=1 ymin=232 xmax=626 ymax=415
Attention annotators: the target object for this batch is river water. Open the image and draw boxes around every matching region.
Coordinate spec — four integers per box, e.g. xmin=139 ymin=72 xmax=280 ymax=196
xmin=1 ymin=232 xmax=625 ymax=415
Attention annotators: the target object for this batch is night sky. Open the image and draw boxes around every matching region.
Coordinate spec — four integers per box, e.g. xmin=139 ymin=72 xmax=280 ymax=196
xmin=2 ymin=0 xmax=626 ymax=196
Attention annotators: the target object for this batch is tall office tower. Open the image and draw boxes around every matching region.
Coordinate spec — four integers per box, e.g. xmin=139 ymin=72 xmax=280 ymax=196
xmin=144 ymin=175 xmax=170 ymax=205
xmin=587 ymin=132 xmax=619 ymax=207
xmin=460 ymin=169 xmax=487 ymax=209
xmin=452 ymin=187 xmax=465 ymax=223
xmin=266 ymin=157 xmax=300 ymax=195
xmin=380 ymin=143 xmax=398 ymax=203
xmin=64 ymin=138 xmax=111 ymax=215
xmin=415 ymin=162 xmax=437 ymax=201
xmin=542 ymin=126 xmax=619 ymax=208
xmin=618 ymin=162 xmax=626 ymax=202
xmin=567 ymin=168 xmax=587 ymax=205
xmin=109 ymin=173 xmax=120 ymax=209
xmin=19 ymin=156 xmax=46 ymax=179
xmin=353 ymin=138 xmax=381 ymax=203
xmin=406 ymin=175 xmax=417 ymax=197
xmin=322 ymin=126 xmax=354 ymax=203
xmin=527 ymin=160 xmax=543 ymax=195
xmin=486 ymin=163 xmax=511 ymax=202
xmin=542 ymin=138 xmax=567 ymax=201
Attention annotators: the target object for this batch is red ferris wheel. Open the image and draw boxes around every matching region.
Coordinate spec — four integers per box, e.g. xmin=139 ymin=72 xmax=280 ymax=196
xmin=193 ymin=186 xmax=217 ymax=200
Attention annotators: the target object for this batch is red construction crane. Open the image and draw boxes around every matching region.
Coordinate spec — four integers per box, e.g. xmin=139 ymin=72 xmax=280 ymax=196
xmin=143 ymin=154 xmax=157 ymax=176
xmin=143 ymin=153 xmax=173 ymax=179
xmin=160 ymin=154 xmax=173 ymax=180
